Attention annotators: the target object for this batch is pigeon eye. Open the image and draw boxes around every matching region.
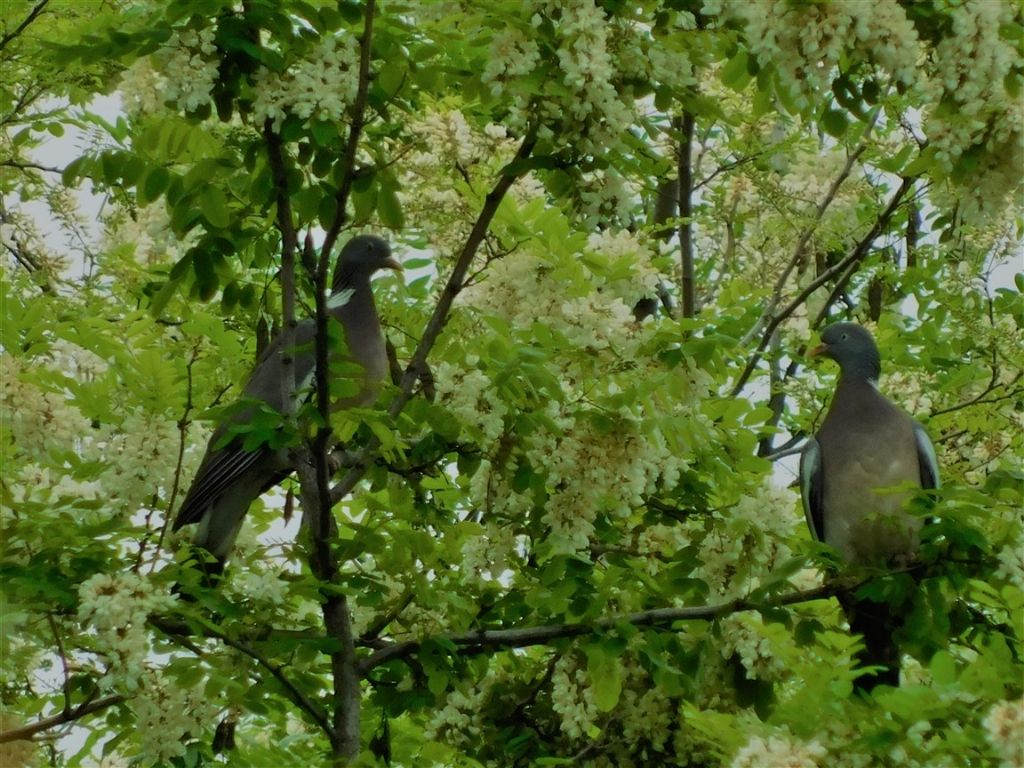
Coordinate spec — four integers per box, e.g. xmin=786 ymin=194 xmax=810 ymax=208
xmin=841 ymin=333 xmax=849 ymax=341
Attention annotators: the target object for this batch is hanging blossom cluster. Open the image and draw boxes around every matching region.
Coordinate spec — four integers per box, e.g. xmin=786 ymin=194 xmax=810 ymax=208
xmin=1 ymin=355 xmax=94 ymax=461
xmin=690 ymin=480 xmax=801 ymax=599
xmin=984 ymin=696 xmax=1024 ymax=768
xmin=251 ymin=34 xmax=360 ymax=130
xmin=129 ymin=670 xmax=216 ymax=764
xmin=925 ymin=2 xmax=1023 ymax=222
xmin=719 ymin=614 xmax=789 ymax=682
xmin=702 ymin=0 xmax=920 ymax=112
xmin=444 ymin=234 xmax=708 ymax=554
xmin=423 ymin=684 xmax=489 ymax=746
xmin=121 ymin=26 xmax=219 ymax=115
xmin=402 ymin=109 xmax=539 ymax=256
xmin=480 ymin=0 xmax=639 ymax=154
xmin=550 ymin=654 xmax=601 ymax=740
xmin=731 ymin=732 xmax=828 ymax=768
xmin=77 ymin=572 xmax=176 ymax=691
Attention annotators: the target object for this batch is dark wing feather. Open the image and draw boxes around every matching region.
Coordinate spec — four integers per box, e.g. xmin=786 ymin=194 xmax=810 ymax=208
xmin=912 ymin=420 xmax=940 ymax=490
xmin=172 ymin=438 xmax=271 ymax=530
xmin=800 ymin=437 xmax=825 ymax=542
xmin=172 ymin=321 xmax=320 ymax=531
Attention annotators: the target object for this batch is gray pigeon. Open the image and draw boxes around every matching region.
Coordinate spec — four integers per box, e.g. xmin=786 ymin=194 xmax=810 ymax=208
xmin=800 ymin=322 xmax=940 ymax=690
xmin=172 ymin=234 xmax=401 ymax=573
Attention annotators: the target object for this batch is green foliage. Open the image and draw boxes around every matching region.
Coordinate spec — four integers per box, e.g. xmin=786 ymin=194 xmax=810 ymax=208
xmin=1 ymin=1 xmax=1022 ymax=767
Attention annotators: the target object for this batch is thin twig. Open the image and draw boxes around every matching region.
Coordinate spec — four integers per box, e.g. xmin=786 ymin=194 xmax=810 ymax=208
xmin=740 ymin=141 xmax=869 ymax=349
xmin=215 ymin=633 xmax=333 ymax=738
xmin=0 ymin=0 xmax=49 ymax=52
xmin=731 ymin=175 xmax=915 ymax=396
xmin=328 ymin=122 xmax=539 ymax=505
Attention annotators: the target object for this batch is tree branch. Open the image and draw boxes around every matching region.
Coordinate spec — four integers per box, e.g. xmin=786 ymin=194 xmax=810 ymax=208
xmin=215 ymin=633 xmax=334 ymax=739
xmin=0 ymin=694 xmax=123 ymax=744
xmin=328 ymin=122 xmax=539 ymax=505
xmin=739 ymin=141 xmax=868 ymax=350
xmin=731 ymin=174 xmax=915 ymax=396
xmin=263 ymin=121 xmax=300 ymax=413
xmin=359 ymin=581 xmax=854 ymax=673
xmin=0 ymin=0 xmax=49 ymax=53
xmin=677 ymin=111 xmax=696 ymax=319
xmin=306 ymin=3 xmax=377 ymax=762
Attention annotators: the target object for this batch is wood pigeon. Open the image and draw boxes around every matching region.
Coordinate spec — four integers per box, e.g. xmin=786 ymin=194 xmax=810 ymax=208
xmin=172 ymin=234 xmax=401 ymax=574
xmin=799 ymin=322 xmax=940 ymax=690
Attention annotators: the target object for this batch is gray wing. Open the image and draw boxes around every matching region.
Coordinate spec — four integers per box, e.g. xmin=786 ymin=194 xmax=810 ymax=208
xmin=800 ymin=437 xmax=825 ymax=542
xmin=172 ymin=321 xmax=317 ymax=531
xmin=912 ymin=420 xmax=940 ymax=490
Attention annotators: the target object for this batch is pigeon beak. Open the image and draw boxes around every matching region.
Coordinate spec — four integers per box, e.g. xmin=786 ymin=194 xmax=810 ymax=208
xmin=381 ymin=257 xmax=404 ymax=273
xmin=808 ymin=342 xmax=830 ymax=358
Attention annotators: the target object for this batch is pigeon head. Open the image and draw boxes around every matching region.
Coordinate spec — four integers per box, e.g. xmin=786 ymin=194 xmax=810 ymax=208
xmin=332 ymin=235 xmax=403 ymax=291
xmin=809 ymin=322 xmax=881 ymax=382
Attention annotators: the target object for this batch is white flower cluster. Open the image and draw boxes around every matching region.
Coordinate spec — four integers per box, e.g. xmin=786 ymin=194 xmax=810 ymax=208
xmin=130 ymin=669 xmax=216 ymax=764
xmin=926 ymin=2 xmax=1022 ymax=222
xmin=577 ymin=168 xmax=642 ymax=228
xmin=1 ymin=355 xmax=94 ymax=461
xmin=434 ymin=364 xmax=509 ymax=444
xmin=77 ymin=572 xmax=176 ymax=691
xmin=423 ymin=685 xmax=487 ymax=746
xmin=720 ymin=614 xmax=787 ymax=681
xmin=159 ymin=27 xmax=219 ymax=113
xmin=531 ymin=416 xmax=691 ymax=554
xmin=120 ymin=57 xmax=166 ymax=116
xmin=550 ymin=654 xmax=599 ymax=740
xmin=452 ymin=239 xmax=703 ymax=554
xmin=96 ymin=407 xmax=183 ymax=515
xmin=529 ymin=0 xmax=636 ymax=153
xmin=9 ymin=463 xmax=102 ymax=506
xmin=618 ymin=679 xmax=673 ymax=751
xmin=995 ymin=543 xmax=1024 ymax=594
xmin=103 ymin=202 xmax=182 ymax=267
xmin=482 ymin=28 xmax=541 ymax=97
xmin=252 ymin=34 xmax=360 ymax=131
xmin=983 ymin=696 xmax=1024 ymax=768
xmin=730 ymin=731 xmax=827 ymax=768
xmin=119 ymin=24 xmax=219 ymax=116
xmin=694 ymin=480 xmax=799 ymax=598
xmin=459 ymin=521 xmax=520 ymax=586
xmin=403 ymin=109 xmax=526 ymax=255
xmin=703 ymin=0 xmax=920 ymax=111
xmin=50 ymin=339 xmax=109 ymax=379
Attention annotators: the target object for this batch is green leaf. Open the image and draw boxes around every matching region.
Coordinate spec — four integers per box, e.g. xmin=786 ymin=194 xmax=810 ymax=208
xmin=377 ymin=186 xmax=405 ymax=229
xmin=821 ymin=109 xmax=848 ymax=138
xmin=200 ymin=185 xmax=230 ymax=228
xmin=721 ymin=50 xmax=751 ymax=90
xmin=139 ymin=166 xmax=170 ymax=205
xmin=584 ymin=643 xmax=622 ymax=712
xmin=378 ymin=60 xmax=407 ymax=96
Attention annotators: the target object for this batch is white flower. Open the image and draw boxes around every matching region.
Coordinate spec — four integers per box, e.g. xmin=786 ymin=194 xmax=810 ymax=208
xmin=984 ymin=697 xmax=1024 ymax=768
xmin=731 ymin=732 xmax=827 ymax=768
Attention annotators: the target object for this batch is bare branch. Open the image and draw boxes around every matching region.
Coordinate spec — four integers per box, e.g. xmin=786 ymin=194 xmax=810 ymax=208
xmin=0 ymin=0 xmax=49 ymax=53
xmin=319 ymin=0 xmax=377 ymax=260
xmin=731 ymin=175 xmax=916 ymax=396
xmin=359 ymin=579 xmax=863 ymax=673
xmin=677 ymin=111 xmax=696 ymax=319
xmin=0 ymin=695 xmax=123 ymax=744
xmin=215 ymin=633 xmax=333 ymax=739
xmin=328 ymin=122 xmax=539 ymax=505
xmin=0 ymin=160 xmax=61 ymax=174
xmin=153 ymin=344 xmax=198 ymax=563
xmin=305 ymin=3 xmax=377 ymax=762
